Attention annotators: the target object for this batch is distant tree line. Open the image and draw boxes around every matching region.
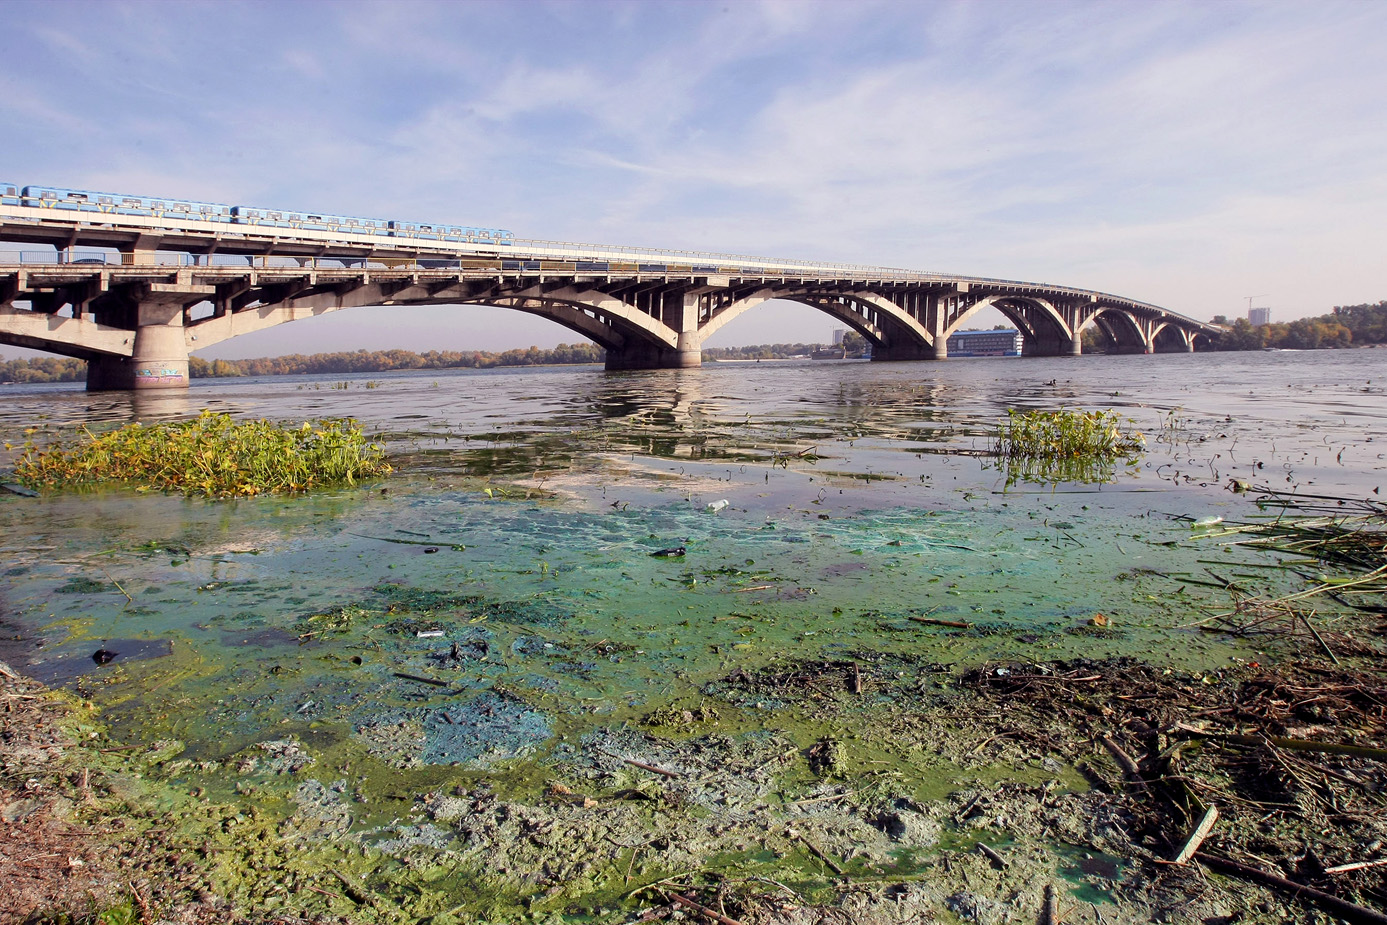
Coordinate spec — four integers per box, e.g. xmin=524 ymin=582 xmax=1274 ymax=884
xmin=4 ymin=304 xmax=1382 ymax=383
xmin=1211 ymin=301 xmax=1386 ymax=350
xmin=0 ymin=344 xmax=609 ymax=384
xmin=702 ymin=341 xmax=836 ymax=360
xmin=0 ymin=356 xmax=86 ymax=383
xmin=188 ymin=343 xmax=607 ymax=378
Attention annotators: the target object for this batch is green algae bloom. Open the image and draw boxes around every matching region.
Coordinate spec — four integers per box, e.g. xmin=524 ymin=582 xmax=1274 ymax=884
xmin=13 ymin=411 xmax=390 ymax=498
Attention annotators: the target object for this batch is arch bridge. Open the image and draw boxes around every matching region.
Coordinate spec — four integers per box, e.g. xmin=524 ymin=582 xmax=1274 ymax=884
xmin=0 ymin=203 xmax=1219 ymax=390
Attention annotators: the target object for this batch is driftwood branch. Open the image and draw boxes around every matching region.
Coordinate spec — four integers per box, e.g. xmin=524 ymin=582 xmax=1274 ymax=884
xmin=668 ymin=892 xmax=745 ymax=925
xmin=1100 ymin=734 xmax=1148 ymax=791
xmin=978 ymin=843 xmax=1007 ymax=869
xmin=909 ymin=616 xmax=973 ymax=628
xmin=1041 ymin=883 xmax=1059 ymax=925
xmin=623 ymin=757 xmax=681 ymax=779
xmin=1326 ymin=858 xmax=1387 ymax=874
xmin=794 ymin=832 xmax=845 ymax=876
xmin=1175 ymin=723 xmax=1387 ymax=761
xmin=1196 ymin=852 xmax=1387 ymax=925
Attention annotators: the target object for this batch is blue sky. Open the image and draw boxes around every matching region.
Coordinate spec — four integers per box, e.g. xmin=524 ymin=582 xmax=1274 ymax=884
xmin=2 ymin=0 xmax=1384 ymax=357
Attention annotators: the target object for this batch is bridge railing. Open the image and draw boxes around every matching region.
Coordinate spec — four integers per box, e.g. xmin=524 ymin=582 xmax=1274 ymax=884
xmin=0 ymin=249 xmax=190 ymax=266
xmin=0 ymin=250 xmax=415 ymax=269
xmin=0 ymin=245 xmax=1183 ymax=320
xmin=0 ymin=245 xmax=1074 ymax=290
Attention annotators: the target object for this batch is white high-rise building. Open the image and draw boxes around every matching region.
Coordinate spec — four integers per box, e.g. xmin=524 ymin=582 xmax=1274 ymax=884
xmin=1249 ymin=307 xmax=1271 ymax=326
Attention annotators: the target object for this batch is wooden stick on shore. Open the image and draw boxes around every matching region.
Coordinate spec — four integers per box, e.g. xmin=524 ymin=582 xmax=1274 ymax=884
xmin=1100 ymin=734 xmax=1148 ymax=792
xmin=794 ymin=832 xmax=846 ymax=876
xmin=668 ymin=892 xmax=745 ymax=925
xmin=910 ymin=616 xmax=973 ymax=629
xmin=623 ymin=757 xmax=681 ymax=779
xmin=1196 ymin=852 xmax=1387 ymax=925
xmin=1170 ymin=804 xmax=1219 ymax=865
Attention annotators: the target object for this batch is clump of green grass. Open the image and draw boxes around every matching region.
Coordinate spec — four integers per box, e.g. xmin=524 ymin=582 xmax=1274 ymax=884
xmin=991 ymin=408 xmax=1144 ymax=487
xmin=994 ymin=408 xmax=1145 ymax=461
xmin=11 ymin=411 xmax=390 ymax=498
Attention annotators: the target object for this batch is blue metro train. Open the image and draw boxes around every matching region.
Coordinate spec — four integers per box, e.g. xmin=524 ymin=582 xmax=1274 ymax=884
xmin=0 ymin=183 xmax=514 ymax=246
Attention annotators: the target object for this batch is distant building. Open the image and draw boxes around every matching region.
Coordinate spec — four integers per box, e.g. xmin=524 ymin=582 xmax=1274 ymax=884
xmin=832 ymin=328 xmax=846 ymax=345
xmin=947 ymin=329 xmax=1023 ymax=357
xmin=1248 ymin=307 xmax=1271 ymax=326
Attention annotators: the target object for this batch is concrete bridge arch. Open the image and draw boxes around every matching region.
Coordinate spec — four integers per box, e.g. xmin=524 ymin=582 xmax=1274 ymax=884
xmin=950 ymin=296 xmax=1078 ymax=357
xmin=1 ymin=238 xmax=1221 ymax=388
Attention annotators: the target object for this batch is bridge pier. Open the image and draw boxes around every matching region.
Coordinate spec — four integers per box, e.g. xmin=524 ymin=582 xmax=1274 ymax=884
xmin=87 ymin=302 xmax=189 ymax=391
xmin=1070 ymin=332 xmax=1083 ymax=356
xmin=870 ymin=341 xmax=939 ymax=362
xmin=606 ymin=294 xmax=704 ymax=370
xmin=604 ymin=334 xmax=702 ymax=371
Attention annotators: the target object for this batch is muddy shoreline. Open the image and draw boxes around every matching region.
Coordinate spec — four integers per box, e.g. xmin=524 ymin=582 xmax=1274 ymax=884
xmin=7 ymin=632 xmax=1387 ymax=924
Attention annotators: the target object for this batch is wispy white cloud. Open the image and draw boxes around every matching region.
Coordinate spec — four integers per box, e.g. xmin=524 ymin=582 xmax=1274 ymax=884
xmin=1 ymin=0 xmax=1385 ymax=352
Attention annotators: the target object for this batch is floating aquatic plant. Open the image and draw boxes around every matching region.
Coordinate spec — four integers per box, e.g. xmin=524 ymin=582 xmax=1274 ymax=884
xmin=994 ymin=408 xmax=1145 ymax=462
xmin=990 ymin=408 xmax=1144 ymax=487
xmin=11 ymin=411 xmax=390 ymax=498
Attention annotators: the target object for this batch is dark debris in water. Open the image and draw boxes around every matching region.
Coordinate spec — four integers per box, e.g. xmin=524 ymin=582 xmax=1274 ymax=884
xmin=371 ymin=583 xmax=571 ymax=627
xmin=54 ymin=576 xmax=111 ymax=594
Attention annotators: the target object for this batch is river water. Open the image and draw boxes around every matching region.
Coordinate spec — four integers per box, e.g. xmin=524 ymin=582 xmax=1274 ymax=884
xmin=0 ymin=349 xmax=1384 ymax=799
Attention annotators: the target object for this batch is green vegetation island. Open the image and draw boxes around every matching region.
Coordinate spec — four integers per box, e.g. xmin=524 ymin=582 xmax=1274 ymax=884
xmin=3 ymin=301 xmax=1383 ymax=385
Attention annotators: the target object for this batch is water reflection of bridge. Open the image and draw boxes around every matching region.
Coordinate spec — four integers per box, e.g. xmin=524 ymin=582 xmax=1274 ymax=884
xmin=0 ymin=204 xmax=1219 ymax=391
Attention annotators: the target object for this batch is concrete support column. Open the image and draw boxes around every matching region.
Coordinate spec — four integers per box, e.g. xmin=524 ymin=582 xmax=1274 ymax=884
xmin=931 ymin=294 xmax=947 ymax=359
xmin=1070 ymin=331 xmax=1083 ymax=356
xmin=87 ymin=301 xmax=188 ymax=391
xmin=674 ymin=330 xmax=702 ymax=368
xmin=117 ymin=234 xmax=164 ymax=267
xmin=870 ymin=340 xmax=934 ymax=361
xmin=604 ymin=293 xmax=703 ymax=370
xmin=674 ymin=293 xmax=702 ymax=368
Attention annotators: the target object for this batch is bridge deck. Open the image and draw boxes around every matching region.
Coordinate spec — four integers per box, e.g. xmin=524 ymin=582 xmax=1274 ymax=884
xmin=1 ymin=206 xmax=1220 ymax=390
